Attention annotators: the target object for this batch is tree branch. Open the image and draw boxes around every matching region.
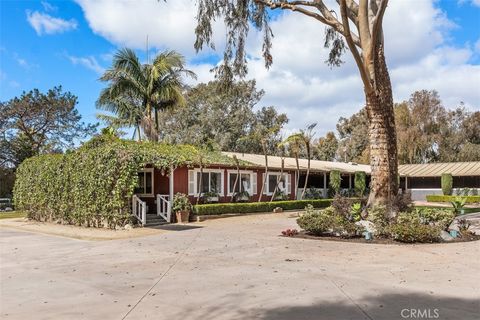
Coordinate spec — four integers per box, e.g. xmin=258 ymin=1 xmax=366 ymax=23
xmin=255 ymin=0 xmax=362 ymax=47
xmin=339 ymin=0 xmax=373 ymax=92
xmin=335 ymin=0 xmax=359 ymax=27
xmin=369 ymin=0 xmax=387 ymax=73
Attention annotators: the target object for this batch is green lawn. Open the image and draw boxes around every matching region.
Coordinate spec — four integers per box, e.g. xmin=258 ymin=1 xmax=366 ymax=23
xmin=0 ymin=211 xmax=26 ymax=219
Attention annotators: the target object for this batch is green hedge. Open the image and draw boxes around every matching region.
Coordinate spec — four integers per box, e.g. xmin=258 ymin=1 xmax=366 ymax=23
xmin=13 ymin=135 xmax=243 ymax=228
xmin=441 ymin=173 xmax=453 ymax=196
xmin=426 ymin=195 xmax=480 ymax=203
xmin=194 ymin=199 xmax=333 ymax=216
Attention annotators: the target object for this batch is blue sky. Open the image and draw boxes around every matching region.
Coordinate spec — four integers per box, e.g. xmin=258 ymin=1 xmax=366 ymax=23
xmin=1 ymin=0 xmax=479 ymax=135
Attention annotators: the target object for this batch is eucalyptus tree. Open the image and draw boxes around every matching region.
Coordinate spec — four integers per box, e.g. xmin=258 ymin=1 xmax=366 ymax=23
xmin=194 ymin=0 xmax=398 ymax=207
xmin=97 ymin=48 xmax=196 ymax=141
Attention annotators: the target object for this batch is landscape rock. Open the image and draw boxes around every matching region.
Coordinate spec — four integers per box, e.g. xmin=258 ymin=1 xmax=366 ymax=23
xmin=448 ymin=221 xmax=459 ymax=232
xmin=440 ymin=230 xmax=454 ymax=241
xmin=124 ymin=224 xmax=133 ymax=231
xmin=355 ymin=220 xmax=377 ymax=234
xmin=273 ymin=207 xmax=283 ymax=213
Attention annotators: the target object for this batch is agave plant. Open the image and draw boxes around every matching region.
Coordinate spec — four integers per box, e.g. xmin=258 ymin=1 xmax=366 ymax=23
xmin=451 ymin=196 xmax=467 ymax=215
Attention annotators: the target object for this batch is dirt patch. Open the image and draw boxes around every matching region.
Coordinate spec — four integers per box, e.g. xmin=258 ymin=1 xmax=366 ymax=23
xmin=285 ymin=230 xmax=480 ymax=245
xmin=0 ymin=218 xmax=169 ymax=241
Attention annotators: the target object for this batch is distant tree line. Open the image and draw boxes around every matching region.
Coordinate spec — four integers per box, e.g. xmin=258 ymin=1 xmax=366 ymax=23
xmin=313 ymin=90 xmax=480 ymax=164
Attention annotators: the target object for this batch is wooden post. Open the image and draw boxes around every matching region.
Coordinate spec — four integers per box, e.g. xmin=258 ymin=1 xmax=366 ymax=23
xmin=405 ymin=176 xmax=408 ymax=192
xmin=323 ymin=172 xmax=327 ymax=198
xmin=349 ymin=174 xmax=352 ymax=191
xmin=169 ymin=166 xmax=175 ymax=222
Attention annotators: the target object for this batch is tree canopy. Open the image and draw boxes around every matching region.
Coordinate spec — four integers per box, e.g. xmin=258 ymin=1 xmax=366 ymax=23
xmin=97 ymin=48 xmax=195 ymax=141
xmin=312 ymin=90 xmax=480 ymax=164
xmin=157 ymin=80 xmax=288 ymax=154
xmin=0 ymin=86 xmax=97 ymax=168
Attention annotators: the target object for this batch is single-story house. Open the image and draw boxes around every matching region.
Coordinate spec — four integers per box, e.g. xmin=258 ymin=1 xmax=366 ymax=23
xmin=136 ymin=152 xmax=370 ymax=224
xmin=398 ymin=162 xmax=480 ymax=201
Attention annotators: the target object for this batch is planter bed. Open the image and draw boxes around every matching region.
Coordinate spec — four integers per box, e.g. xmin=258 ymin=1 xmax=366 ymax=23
xmin=287 ymin=230 xmax=480 ymax=245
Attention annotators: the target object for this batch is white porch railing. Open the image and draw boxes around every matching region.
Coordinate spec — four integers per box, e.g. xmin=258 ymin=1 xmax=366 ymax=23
xmin=157 ymin=194 xmax=171 ymax=223
xmin=132 ymin=195 xmax=147 ymax=226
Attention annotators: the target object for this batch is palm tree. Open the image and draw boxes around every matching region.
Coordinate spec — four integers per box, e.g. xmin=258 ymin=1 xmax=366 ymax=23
xmin=97 ymin=48 xmax=196 ymax=141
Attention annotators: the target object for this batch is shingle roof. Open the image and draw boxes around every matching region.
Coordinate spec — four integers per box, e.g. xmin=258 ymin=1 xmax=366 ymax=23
xmin=222 ymin=152 xmax=371 ymax=174
xmin=398 ymin=162 xmax=480 ymax=177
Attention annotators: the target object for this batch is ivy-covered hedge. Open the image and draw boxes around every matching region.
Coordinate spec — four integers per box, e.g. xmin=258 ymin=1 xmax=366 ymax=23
xmin=193 ymin=199 xmax=333 ymax=216
xmin=426 ymin=195 xmax=480 ymax=203
xmin=13 ymin=135 xmax=242 ymax=228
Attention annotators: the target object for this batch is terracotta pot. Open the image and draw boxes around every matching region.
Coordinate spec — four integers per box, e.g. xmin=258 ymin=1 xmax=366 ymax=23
xmin=176 ymin=210 xmax=190 ymax=223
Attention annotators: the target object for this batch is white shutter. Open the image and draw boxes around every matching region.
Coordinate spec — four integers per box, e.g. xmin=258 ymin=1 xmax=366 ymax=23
xmin=188 ymin=170 xmax=195 ymax=195
xmin=285 ymin=173 xmax=291 ymax=195
xmin=252 ymin=173 xmax=257 ymax=195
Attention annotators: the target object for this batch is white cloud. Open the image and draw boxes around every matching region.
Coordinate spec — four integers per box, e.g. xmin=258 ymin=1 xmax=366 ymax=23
xmin=26 ymin=10 xmax=77 ymax=35
xmin=67 ymin=55 xmax=105 ymax=75
xmin=77 ymin=0 xmax=480 ymax=136
xmin=41 ymin=1 xmax=57 ymax=12
xmin=75 ymin=0 xmax=224 ymax=57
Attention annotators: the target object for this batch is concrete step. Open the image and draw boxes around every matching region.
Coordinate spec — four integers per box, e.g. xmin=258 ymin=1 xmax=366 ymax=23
xmin=145 ymin=214 xmax=168 ymax=226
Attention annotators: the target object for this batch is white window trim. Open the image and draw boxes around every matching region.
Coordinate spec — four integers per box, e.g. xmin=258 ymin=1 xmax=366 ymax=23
xmin=226 ymin=170 xmax=255 ymax=196
xmin=191 ymin=168 xmax=224 ymax=196
xmin=265 ymin=172 xmax=290 ymax=195
xmin=136 ymin=168 xmax=154 ymax=197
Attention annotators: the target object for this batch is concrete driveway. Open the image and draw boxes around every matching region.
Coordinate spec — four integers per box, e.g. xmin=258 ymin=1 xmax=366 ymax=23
xmin=1 ymin=213 xmax=479 ymax=320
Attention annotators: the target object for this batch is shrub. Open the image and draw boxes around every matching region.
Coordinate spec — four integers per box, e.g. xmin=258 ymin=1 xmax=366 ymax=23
xmin=366 ymin=205 xmax=390 ymax=236
xmin=304 ymin=188 xmax=324 ymax=199
xmin=296 ymin=205 xmax=361 ymax=237
xmin=172 ymin=193 xmax=193 ymax=213
xmin=329 ymin=170 xmax=341 ymax=195
xmin=388 ymin=222 xmax=441 ymax=243
xmin=193 ymin=199 xmax=333 ymax=215
xmin=397 ymin=208 xmax=454 ymax=230
xmin=441 ymin=173 xmax=453 ymax=196
xmin=392 ymin=191 xmax=413 ymax=213
xmin=331 ymin=195 xmax=363 ymax=221
xmin=354 ymin=171 xmax=367 ymax=196
xmin=425 ymin=195 xmax=480 ymax=203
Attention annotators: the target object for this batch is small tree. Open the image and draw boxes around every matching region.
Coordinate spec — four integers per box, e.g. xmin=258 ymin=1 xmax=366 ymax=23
xmin=300 ymin=123 xmax=317 ymax=200
xmin=329 ymin=170 xmax=342 ymax=196
xmin=354 ymin=171 xmax=367 ymax=196
xmin=441 ymin=173 xmax=453 ymax=196
xmin=282 ymin=133 xmax=302 ymax=199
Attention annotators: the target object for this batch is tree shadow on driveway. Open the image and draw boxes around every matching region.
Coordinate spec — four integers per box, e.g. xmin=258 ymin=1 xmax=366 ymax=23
xmin=172 ymin=292 xmax=479 ymax=320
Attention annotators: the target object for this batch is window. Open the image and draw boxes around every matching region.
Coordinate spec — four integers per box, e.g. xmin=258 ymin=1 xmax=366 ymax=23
xmin=265 ymin=172 xmax=290 ymax=195
xmin=228 ymin=172 xmax=252 ymax=195
xmin=135 ymin=168 xmax=154 ymax=196
xmin=195 ymin=171 xmax=222 ymax=194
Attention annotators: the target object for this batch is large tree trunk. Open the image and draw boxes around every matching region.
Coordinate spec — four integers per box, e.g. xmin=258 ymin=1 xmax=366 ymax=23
xmin=366 ymin=44 xmax=398 ymax=211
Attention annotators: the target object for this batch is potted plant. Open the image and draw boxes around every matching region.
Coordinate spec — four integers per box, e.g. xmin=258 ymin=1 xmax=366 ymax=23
xmin=273 ymin=190 xmax=288 ymax=201
xmin=203 ymin=191 xmax=220 ymax=203
xmin=451 ymin=196 xmax=467 ymax=215
xmin=233 ymin=190 xmax=250 ymax=202
xmin=172 ymin=193 xmax=192 ymax=223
